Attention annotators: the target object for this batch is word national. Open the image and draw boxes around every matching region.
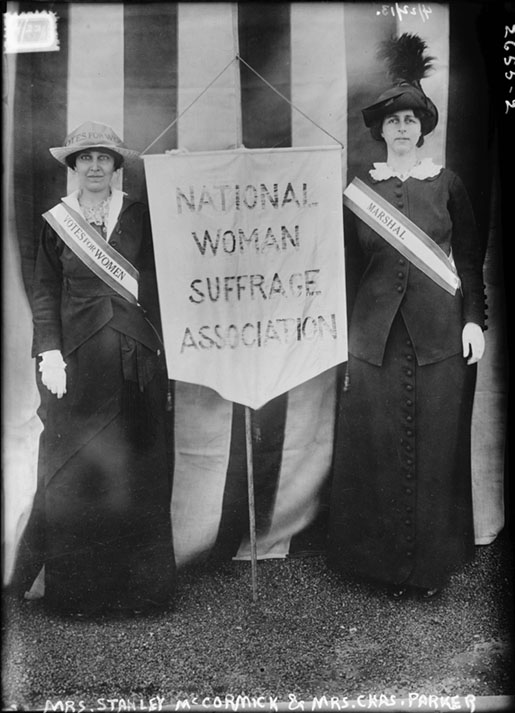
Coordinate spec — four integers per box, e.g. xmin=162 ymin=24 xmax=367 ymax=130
xmin=176 ymin=182 xmax=318 ymax=213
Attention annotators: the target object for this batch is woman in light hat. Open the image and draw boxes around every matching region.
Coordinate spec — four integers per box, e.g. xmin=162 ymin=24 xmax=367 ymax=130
xmin=328 ymin=35 xmax=486 ymax=599
xmin=13 ymin=121 xmax=176 ymax=616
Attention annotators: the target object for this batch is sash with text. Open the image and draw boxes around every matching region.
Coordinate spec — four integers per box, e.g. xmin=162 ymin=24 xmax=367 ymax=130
xmin=43 ymin=202 xmax=140 ymax=304
xmin=343 ymin=177 xmax=461 ymax=295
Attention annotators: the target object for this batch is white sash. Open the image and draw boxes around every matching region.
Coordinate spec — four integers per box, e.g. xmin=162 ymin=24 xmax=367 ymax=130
xmin=343 ymin=177 xmax=461 ymax=295
xmin=43 ymin=202 xmax=140 ymax=304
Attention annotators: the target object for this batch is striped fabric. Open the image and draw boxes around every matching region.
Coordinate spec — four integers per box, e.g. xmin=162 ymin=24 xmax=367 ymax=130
xmin=3 ymin=2 xmax=505 ymax=581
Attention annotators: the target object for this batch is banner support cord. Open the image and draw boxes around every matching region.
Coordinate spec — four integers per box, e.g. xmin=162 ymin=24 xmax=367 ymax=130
xmin=236 ymin=54 xmax=344 ymax=148
xmin=141 ymin=56 xmax=344 ymax=155
xmin=232 ymin=5 xmax=243 ymax=148
xmin=141 ymin=56 xmax=239 ymax=155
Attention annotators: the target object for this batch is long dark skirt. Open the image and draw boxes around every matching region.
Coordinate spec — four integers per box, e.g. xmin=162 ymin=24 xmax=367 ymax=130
xmin=14 ymin=324 xmax=176 ymax=615
xmin=328 ymin=315 xmax=477 ymax=590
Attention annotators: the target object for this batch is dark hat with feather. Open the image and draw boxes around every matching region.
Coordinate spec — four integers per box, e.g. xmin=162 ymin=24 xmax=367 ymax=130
xmin=362 ymin=33 xmax=438 ymax=137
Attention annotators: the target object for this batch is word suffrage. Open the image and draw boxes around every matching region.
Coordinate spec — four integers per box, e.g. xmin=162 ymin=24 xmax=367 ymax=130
xmin=144 ymin=147 xmax=347 ymax=409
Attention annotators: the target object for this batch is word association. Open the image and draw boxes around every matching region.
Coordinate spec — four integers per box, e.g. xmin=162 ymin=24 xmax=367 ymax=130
xmin=180 ymin=313 xmax=338 ymax=352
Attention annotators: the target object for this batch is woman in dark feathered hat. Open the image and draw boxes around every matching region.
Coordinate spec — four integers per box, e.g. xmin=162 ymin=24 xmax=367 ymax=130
xmin=328 ymin=35 xmax=486 ymax=599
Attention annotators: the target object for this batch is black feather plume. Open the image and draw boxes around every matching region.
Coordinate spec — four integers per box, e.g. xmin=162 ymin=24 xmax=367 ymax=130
xmin=377 ymin=33 xmax=436 ymax=87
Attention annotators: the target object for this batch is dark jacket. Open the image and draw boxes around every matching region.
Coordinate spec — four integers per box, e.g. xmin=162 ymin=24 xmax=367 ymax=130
xmin=32 ymin=195 xmax=163 ymax=358
xmin=346 ymin=167 xmax=486 ymax=366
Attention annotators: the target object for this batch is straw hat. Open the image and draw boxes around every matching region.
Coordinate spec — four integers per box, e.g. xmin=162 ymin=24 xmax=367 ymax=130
xmin=49 ymin=121 xmax=140 ymax=166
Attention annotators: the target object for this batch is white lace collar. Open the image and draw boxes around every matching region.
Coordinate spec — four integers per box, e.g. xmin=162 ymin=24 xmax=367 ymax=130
xmin=62 ymin=188 xmax=127 ymax=241
xmin=369 ymin=158 xmax=443 ymax=182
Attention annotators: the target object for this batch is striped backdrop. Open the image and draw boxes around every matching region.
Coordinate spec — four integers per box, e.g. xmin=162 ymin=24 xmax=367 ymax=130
xmin=3 ymin=2 xmax=506 ymax=581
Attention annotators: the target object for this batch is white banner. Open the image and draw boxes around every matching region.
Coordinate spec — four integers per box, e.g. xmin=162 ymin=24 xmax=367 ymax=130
xmin=144 ymin=146 xmax=347 ymax=410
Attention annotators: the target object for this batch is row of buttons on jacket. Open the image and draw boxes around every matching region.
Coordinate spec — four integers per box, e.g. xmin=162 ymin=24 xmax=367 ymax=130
xmin=396 ymin=258 xmax=407 ymax=293
xmin=400 ymin=337 xmax=416 ymax=563
xmin=394 ymin=181 xmax=406 ymax=300
xmin=394 ymin=179 xmax=404 ymax=210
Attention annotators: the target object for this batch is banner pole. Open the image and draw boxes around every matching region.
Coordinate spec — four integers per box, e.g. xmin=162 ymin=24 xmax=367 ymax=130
xmin=234 ymin=3 xmax=256 ymax=602
xmin=244 ymin=405 xmax=258 ymax=602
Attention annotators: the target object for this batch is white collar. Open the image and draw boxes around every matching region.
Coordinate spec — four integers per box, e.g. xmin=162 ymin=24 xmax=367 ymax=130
xmin=369 ymin=158 xmax=443 ymax=182
xmin=62 ymin=188 xmax=126 ymax=241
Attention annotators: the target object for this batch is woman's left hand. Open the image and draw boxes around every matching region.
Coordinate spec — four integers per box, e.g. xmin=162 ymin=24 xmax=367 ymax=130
xmin=462 ymin=322 xmax=485 ymax=365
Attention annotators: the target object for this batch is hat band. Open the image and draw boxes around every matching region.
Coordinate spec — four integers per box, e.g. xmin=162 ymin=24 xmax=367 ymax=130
xmin=66 ymin=133 xmax=124 ymax=147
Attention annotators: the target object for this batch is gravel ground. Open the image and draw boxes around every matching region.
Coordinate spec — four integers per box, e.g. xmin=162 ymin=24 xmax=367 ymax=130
xmin=2 ymin=531 xmax=514 ymax=711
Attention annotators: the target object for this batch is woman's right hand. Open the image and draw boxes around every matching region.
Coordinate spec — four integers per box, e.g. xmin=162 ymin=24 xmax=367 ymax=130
xmin=39 ymin=349 xmax=67 ymax=398
xmin=462 ymin=322 xmax=485 ymax=365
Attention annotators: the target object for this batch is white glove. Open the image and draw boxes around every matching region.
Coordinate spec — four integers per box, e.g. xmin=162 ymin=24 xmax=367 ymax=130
xmin=462 ymin=322 xmax=485 ymax=365
xmin=39 ymin=349 xmax=67 ymax=398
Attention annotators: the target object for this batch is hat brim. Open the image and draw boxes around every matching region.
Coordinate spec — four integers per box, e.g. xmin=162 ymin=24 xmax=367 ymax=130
xmin=362 ymin=86 xmax=438 ymax=135
xmin=49 ymin=144 xmax=140 ymax=166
